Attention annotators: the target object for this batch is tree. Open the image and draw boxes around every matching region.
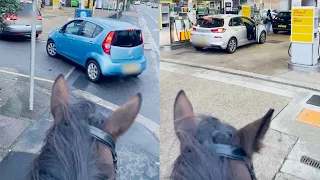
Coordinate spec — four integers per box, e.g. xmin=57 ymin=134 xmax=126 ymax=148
xmin=0 ymin=0 xmax=21 ymax=25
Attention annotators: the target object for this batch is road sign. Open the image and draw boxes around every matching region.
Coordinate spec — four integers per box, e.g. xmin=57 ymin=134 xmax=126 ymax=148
xmin=242 ymin=5 xmax=251 ymax=18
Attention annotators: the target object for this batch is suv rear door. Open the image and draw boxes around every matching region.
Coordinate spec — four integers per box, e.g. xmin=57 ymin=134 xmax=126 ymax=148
xmin=274 ymin=12 xmax=291 ymax=29
xmin=110 ymin=29 xmax=144 ymax=63
xmin=12 ymin=3 xmax=41 ymax=26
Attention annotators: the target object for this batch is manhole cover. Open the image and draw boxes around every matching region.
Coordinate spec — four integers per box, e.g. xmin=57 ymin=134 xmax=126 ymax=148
xmin=306 ymin=95 xmax=320 ymax=106
xmin=266 ymin=40 xmax=284 ymax=44
xmin=300 ymin=156 xmax=320 ymax=169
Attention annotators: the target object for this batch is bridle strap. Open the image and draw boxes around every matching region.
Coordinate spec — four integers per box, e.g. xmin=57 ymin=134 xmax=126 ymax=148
xmin=212 ymin=144 xmax=256 ymax=180
xmin=89 ymin=125 xmax=118 ymax=173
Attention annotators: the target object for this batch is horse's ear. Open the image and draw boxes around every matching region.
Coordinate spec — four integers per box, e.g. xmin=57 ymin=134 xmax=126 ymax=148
xmin=104 ymin=93 xmax=142 ymax=139
xmin=174 ymin=90 xmax=196 ymax=151
xmin=237 ymin=109 xmax=274 ymax=157
xmin=51 ymin=74 xmax=69 ymax=124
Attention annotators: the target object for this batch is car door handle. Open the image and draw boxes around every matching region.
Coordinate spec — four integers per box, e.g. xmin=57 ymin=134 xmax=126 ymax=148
xmin=88 ymin=41 xmax=93 ymax=44
xmin=70 ymin=37 xmax=74 ymax=40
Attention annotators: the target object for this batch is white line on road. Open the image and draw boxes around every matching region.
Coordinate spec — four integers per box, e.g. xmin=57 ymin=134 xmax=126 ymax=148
xmin=0 ymin=69 xmax=54 ymax=83
xmin=142 ymin=7 xmax=158 ymax=24
xmin=65 ymin=66 xmax=76 ymax=80
xmin=138 ymin=8 xmax=159 ymax=55
xmin=73 ymin=89 xmax=160 ymax=141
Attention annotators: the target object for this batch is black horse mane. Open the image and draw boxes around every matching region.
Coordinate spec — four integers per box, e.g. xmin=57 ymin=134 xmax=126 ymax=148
xmin=28 ymin=98 xmax=113 ymax=180
xmin=170 ymin=115 xmax=239 ymax=180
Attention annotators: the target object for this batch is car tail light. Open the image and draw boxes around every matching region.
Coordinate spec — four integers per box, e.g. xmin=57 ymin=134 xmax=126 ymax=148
xmin=4 ymin=14 xmax=18 ymax=21
xmin=141 ymin=34 xmax=144 ymax=45
xmin=102 ymin=31 xmax=115 ymax=55
xmin=211 ymin=28 xmax=226 ymax=33
xmin=37 ymin=15 xmax=42 ymax=20
xmin=192 ymin=26 xmax=196 ymax=31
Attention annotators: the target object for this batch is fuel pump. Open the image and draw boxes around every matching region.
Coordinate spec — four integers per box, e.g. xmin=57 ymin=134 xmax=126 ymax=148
xmin=289 ymin=6 xmax=320 ymax=72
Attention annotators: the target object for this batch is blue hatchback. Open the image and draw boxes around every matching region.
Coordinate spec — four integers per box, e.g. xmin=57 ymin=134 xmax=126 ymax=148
xmin=46 ymin=17 xmax=146 ymax=82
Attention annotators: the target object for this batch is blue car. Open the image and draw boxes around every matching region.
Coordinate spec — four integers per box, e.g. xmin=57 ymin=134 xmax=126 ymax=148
xmin=46 ymin=17 xmax=146 ymax=82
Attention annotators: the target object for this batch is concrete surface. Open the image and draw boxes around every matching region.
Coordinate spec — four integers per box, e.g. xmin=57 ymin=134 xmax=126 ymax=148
xmin=160 ymin=61 xmax=320 ymax=180
xmin=160 ymin=33 xmax=320 ymax=90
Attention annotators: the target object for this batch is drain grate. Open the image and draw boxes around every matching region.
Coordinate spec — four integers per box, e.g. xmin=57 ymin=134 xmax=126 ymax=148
xmin=306 ymin=95 xmax=320 ymax=107
xmin=266 ymin=40 xmax=284 ymax=44
xmin=300 ymin=156 xmax=320 ymax=169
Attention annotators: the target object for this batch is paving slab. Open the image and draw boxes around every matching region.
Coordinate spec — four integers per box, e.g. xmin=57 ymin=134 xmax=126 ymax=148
xmin=160 ymin=70 xmax=294 ymax=179
xmin=0 ymin=116 xmax=30 ymax=149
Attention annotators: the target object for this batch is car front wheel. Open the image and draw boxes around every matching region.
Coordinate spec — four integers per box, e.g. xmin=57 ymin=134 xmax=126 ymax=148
xmin=226 ymin=37 xmax=237 ymax=54
xmin=259 ymin=31 xmax=266 ymax=44
xmin=46 ymin=40 xmax=57 ymax=57
xmin=87 ymin=60 xmax=101 ymax=83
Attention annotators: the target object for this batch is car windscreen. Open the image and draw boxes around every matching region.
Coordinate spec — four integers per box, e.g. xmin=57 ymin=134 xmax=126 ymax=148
xmin=277 ymin=12 xmax=291 ymax=18
xmin=198 ymin=18 xmax=224 ymax=28
xmin=112 ymin=30 xmax=142 ymax=47
xmin=18 ymin=3 xmax=40 ymax=17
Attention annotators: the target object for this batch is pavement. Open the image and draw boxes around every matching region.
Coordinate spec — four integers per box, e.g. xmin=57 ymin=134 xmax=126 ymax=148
xmin=160 ymin=59 xmax=320 ymax=179
xmin=161 ymin=32 xmax=320 ymax=91
xmin=0 ymin=5 xmax=159 ymax=180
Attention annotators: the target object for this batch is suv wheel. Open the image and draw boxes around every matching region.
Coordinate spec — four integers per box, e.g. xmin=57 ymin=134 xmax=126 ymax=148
xmin=226 ymin=37 xmax=237 ymax=54
xmin=46 ymin=40 xmax=57 ymax=57
xmin=87 ymin=60 xmax=101 ymax=83
xmin=194 ymin=46 xmax=203 ymax=51
xmin=273 ymin=29 xmax=278 ymax=34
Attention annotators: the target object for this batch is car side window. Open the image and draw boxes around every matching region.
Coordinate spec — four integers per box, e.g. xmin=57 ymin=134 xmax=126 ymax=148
xmin=65 ymin=20 xmax=83 ymax=35
xmin=230 ymin=17 xmax=244 ymax=26
xmin=241 ymin=17 xmax=254 ymax=26
xmin=92 ymin=26 xmax=103 ymax=38
xmin=80 ymin=21 xmax=97 ymax=38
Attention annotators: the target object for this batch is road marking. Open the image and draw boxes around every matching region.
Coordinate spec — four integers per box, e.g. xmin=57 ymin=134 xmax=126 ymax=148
xmin=142 ymin=7 xmax=158 ymax=24
xmin=73 ymin=89 xmax=160 ymax=142
xmin=0 ymin=69 xmax=54 ymax=83
xmin=138 ymin=8 xmax=159 ymax=55
xmin=65 ymin=66 xmax=76 ymax=80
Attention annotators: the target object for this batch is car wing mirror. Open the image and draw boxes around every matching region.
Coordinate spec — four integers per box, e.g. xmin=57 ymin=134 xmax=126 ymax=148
xmin=59 ymin=28 xmax=65 ymax=33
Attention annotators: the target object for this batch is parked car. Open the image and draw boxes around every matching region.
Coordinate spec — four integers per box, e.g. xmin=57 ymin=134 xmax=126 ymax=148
xmin=272 ymin=11 xmax=291 ymax=34
xmin=146 ymin=2 xmax=152 ymax=6
xmin=0 ymin=1 xmax=43 ymax=38
xmin=151 ymin=3 xmax=159 ymax=8
xmin=46 ymin=17 xmax=146 ymax=82
xmin=190 ymin=14 xmax=266 ymax=53
xmin=134 ymin=0 xmax=141 ymax=5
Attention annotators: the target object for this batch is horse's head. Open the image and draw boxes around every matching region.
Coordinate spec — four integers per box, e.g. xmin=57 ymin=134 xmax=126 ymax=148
xmin=29 ymin=74 xmax=142 ymax=180
xmin=171 ymin=90 xmax=274 ymax=180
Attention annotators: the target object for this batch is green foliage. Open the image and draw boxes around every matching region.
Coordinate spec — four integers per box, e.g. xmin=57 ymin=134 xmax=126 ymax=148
xmin=0 ymin=0 xmax=21 ymax=23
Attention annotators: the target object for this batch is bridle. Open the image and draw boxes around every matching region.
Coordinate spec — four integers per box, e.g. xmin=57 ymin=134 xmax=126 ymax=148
xmin=89 ymin=125 xmax=118 ymax=174
xmin=212 ymin=144 xmax=256 ymax=180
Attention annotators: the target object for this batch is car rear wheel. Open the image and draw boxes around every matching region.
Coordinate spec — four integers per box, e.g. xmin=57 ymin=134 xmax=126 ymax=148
xmin=226 ymin=37 xmax=237 ymax=54
xmin=46 ymin=40 xmax=57 ymax=57
xmin=273 ymin=29 xmax=278 ymax=34
xmin=87 ymin=60 xmax=101 ymax=83
xmin=259 ymin=31 xmax=266 ymax=44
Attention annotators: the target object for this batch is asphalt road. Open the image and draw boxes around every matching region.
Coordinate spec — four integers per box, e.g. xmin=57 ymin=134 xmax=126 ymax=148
xmin=0 ymin=12 xmax=159 ymax=124
xmin=134 ymin=4 xmax=159 ymax=47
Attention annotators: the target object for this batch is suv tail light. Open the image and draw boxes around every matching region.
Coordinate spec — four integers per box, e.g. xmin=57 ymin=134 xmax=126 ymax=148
xmin=102 ymin=31 xmax=115 ymax=55
xmin=192 ymin=26 xmax=197 ymax=31
xmin=211 ymin=28 xmax=226 ymax=33
xmin=4 ymin=14 xmax=18 ymax=21
xmin=37 ymin=16 xmax=42 ymax=20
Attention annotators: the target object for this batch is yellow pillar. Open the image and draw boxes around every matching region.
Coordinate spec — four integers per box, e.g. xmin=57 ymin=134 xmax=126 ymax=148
xmin=159 ymin=4 xmax=162 ymax=30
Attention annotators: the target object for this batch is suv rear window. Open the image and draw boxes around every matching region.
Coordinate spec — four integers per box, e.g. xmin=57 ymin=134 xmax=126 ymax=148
xmin=278 ymin=12 xmax=291 ymax=18
xmin=198 ymin=18 xmax=224 ymax=28
xmin=112 ymin=30 xmax=142 ymax=47
xmin=18 ymin=3 xmax=40 ymax=16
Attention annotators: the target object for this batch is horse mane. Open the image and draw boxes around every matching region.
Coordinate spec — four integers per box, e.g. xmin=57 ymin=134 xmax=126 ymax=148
xmin=170 ymin=116 xmax=238 ymax=180
xmin=28 ymin=98 xmax=113 ymax=180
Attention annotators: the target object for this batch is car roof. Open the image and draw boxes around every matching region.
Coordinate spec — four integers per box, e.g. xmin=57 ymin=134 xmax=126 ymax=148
xmin=73 ymin=17 xmax=140 ymax=30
